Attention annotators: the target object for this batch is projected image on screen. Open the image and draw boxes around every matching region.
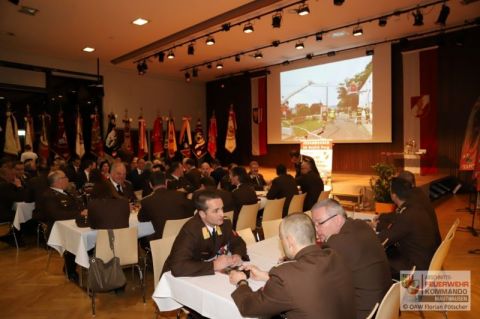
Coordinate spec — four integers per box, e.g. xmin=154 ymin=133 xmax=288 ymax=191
xmin=280 ymin=56 xmax=372 ymax=141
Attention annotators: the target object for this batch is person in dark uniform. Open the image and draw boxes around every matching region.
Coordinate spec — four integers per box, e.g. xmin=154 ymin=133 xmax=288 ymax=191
xmin=296 ymin=161 xmax=324 ymax=211
xmin=230 ymin=166 xmax=258 ymax=229
xmin=312 ymin=199 xmax=391 ymax=319
xmin=183 ymin=158 xmax=202 ymax=192
xmin=108 ymin=162 xmax=136 ymax=202
xmin=138 ymin=172 xmax=195 ymax=241
xmin=64 ymin=155 xmax=82 ymax=190
xmin=78 ymin=159 xmax=96 ymax=190
xmin=210 ymin=159 xmax=227 ymax=186
xmin=229 ymin=213 xmax=355 ymax=319
xmin=162 ymin=190 xmax=249 ymax=277
xmin=247 ymin=161 xmax=267 ymax=191
xmin=127 ymin=158 xmax=145 ymax=191
xmin=38 ymin=170 xmax=86 ymax=282
xmin=166 ymin=161 xmax=189 ymax=192
xmin=289 ymin=149 xmax=319 ymax=178
xmin=194 ymin=177 xmax=235 ymax=213
xmin=377 ymin=178 xmax=440 ymax=279
xmin=266 ymin=164 xmax=297 ymax=217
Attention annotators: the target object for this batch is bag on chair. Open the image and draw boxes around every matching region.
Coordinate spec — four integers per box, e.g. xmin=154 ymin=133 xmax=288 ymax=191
xmin=88 ymin=229 xmax=126 ymax=292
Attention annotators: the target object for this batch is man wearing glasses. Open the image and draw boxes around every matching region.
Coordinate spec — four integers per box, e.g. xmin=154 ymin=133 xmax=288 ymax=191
xmin=311 ymin=199 xmax=391 ymax=319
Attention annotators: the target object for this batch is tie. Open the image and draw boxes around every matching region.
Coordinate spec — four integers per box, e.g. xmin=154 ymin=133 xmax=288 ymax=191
xmin=211 ymin=227 xmax=217 ymax=243
xmin=116 ymin=184 xmax=123 ymax=195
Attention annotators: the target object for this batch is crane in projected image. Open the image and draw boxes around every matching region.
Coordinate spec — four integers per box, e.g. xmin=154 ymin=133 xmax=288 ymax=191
xmin=282 ymin=80 xmax=335 ymax=108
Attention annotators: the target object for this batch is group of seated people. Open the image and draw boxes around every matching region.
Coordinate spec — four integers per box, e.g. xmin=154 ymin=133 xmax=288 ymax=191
xmin=0 ymin=147 xmax=442 ymax=319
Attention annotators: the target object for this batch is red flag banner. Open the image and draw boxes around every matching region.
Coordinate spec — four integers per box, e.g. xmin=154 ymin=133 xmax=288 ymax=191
xmin=75 ymin=110 xmax=85 ymax=158
xmin=138 ymin=115 xmax=148 ymax=159
xmin=121 ymin=112 xmax=133 ymax=155
xmin=179 ymin=117 xmax=192 ymax=158
xmin=38 ymin=113 xmax=50 ymax=161
xmin=53 ymin=110 xmax=70 ymax=160
xmin=251 ymin=76 xmax=267 ymax=156
xmin=225 ymin=105 xmax=237 ymax=153
xmin=90 ymin=109 xmax=104 ymax=157
xmin=208 ymin=113 xmax=217 ymax=158
xmin=151 ymin=116 xmax=163 ymax=159
xmin=459 ymin=97 xmax=480 ymax=171
xmin=193 ymin=119 xmax=207 ymax=160
xmin=3 ymin=110 xmax=21 ymax=155
xmin=167 ymin=118 xmax=177 ymax=158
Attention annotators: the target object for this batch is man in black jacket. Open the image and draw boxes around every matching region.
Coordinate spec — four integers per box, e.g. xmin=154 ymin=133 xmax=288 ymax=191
xmin=230 ymin=166 xmax=258 ymax=229
xmin=267 ymin=164 xmax=297 ymax=217
xmin=296 ymin=161 xmax=324 ymax=211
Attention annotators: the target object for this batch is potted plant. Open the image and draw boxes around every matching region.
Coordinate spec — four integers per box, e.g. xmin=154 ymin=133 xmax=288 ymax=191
xmin=370 ymin=162 xmax=396 ymax=213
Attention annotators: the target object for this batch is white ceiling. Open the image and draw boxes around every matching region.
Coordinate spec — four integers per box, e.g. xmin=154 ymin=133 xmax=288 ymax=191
xmin=1 ymin=0 xmax=479 ymax=82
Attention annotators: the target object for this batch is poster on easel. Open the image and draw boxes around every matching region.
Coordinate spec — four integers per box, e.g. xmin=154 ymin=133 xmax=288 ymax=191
xmin=300 ymin=138 xmax=333 ymax=184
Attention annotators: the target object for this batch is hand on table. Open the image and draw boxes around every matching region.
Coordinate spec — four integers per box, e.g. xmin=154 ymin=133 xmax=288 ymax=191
xmin=80 ymin=209 xmax=88 ymax=217
xmin=230 ymin=254 xmax=243 ymax=267
xmin=229 ymin=270 xmax=247 ymax=285
xmin=213 ymin=255 xmax=233 ymax=271
xmin=242 ymin=264 xmax=269 ymax=282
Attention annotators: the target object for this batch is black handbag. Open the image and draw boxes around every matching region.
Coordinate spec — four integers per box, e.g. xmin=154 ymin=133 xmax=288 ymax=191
xmin=88 ymin=230 xmax=127 ymax=292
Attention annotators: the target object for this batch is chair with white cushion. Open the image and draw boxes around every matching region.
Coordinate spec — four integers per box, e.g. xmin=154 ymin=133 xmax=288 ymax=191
xmin=262 ymin=198 xmax=285 ymax=221
xmin=288 ymin=193 xmax=306 ymax=215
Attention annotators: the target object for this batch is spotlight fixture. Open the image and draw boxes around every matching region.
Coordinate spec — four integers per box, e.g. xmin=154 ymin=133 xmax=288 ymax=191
xmin=157 ymin=52 xmax=165 ymax=62
xmin=243 ymin=22 xmax=254 ymax=34
xmin=297 ymin=2 xmax=310 ymax=16
xmin=206 ymin=63 xmax=212 ymax=69
xmin=235 ymin=54 xmax=241 ymax=62
xmin=295 ymin=41 xmax=305 ymax=50
xmin=378 ymin=16 xmax=387 ymax=27
xmin=315 ymin=32 xmax=323 ymax=41
xmin=272 ymin=12 xmax=282 ymax=28
xmin=436 ymin=4 xmax=450 ymax=26
xmin=216 ymin=62 xmax=223 ymax=69
xmin=333 ymin=0 xmax=345 ymax=5
xmin=137 ymin=61 xmax=148 ymax=75
xmin=206 ymin=36 xmax=215 ymax=46
xmin=282 ymin=60 xmax=290 ymax=66
xmin=82 ymin=47 xmax=95 ymax=53
xmin=412 ymin=9 xmax=423 ymax=26
xmin=306 ymin=53 xmax=314 ymax=60
xmin=222 ymin=23 xmax=231 ymax=32
xmin=192 ymin=68 xmax=199 ymax=77
xmin=254 ymin=51 xmax=263 ymax=59
xmin=366 ymin=49 xmax=374 ymax=56
xmin=187 ymin=43 xmax=195 ymax=55
xmin=184 ymin=71 xmax=191 ymax=82
xmin=167 ymin=50 xmax=175 ymax=59
xmin=327 ymin=51 xmax=336 ymax=57
xmin=272 ymin=40 xmax=281 ymax=47
xmin=352 ymin=26 xmax=363 ymax=37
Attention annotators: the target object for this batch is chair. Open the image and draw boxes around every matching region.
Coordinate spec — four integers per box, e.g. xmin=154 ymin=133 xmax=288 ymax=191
xmin=235 ymin=203 xmax=259 ymax=231
xmin=429 ymin=218 xmax=459 ymax=271
xmin=365 ymin=302 xmax=379 ymax=319
xmin=262 ymin=198 xmax=285 ymax=221
xmin=304 ymin=211 xmax=312 ymax=218
xmin=162 ymin=217 xmax=191 ymax=238
xmin=236 ymin=228 xmax=256 ymax=245
xmin=288 ymin=193 xmax=306 ymax=215
xmin=224 ymin=211 xmax=234 ymax=222
xmin=150 ymin=236 xmax=176 ymax=287
xmin=375 ymin=282 xmax=400 ymax=319
xmin=90 ymin=227 xmax=145 ymax=315
xmin=0 ymin=222 xmax=18 ymax=251
xmin=317 ymin=189 xmax=331 ymax=202
xmin=262 ymin=219 xmax=282 ymax=239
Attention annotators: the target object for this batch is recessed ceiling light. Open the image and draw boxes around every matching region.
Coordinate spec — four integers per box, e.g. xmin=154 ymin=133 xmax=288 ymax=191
xmin=331 ymin=31 xmax=347 ymax=38
xmin=82 ymin=47 xmax=95 ymax=53
xmin=132 ymin=18 xmax=149 ymax=26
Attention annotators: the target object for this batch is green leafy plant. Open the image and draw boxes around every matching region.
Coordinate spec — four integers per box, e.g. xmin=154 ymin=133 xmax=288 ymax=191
xmin=369 ymin=162 xmax=396 ymax=203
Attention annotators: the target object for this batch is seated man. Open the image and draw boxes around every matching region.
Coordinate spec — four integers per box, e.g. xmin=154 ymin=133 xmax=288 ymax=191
xmin=138 ymin=172 xmax=195 ymax=240
xmin=377 ymin=178 xmax=440 ymax=278
xmin=289 ymin=149 xmax=319 ymax=178
xmin=312 ymin=199 xmax=391 ymax=319
xmin=230 ymin=166 xmax=258 ymax=229
xmin=229 ymin=213 xmax=355 ymax=319
xmin=108 ymin=162 xmax=136 ymax=202
xmin=267 ymin=164 xmax=297 ymax=217
xmin=166 ymin=161 xmax=189 ymax=192
xmin=248 ymin=161 xmax=266 ymax=191
xmin=194 ymin=177 xmax=234 ymax=213
xmin=183 ymin=158 xmax=202 ymax=192
xmin=296 ymin=160 xmax=324 ymax=211
xmin=162 ymin=190 xmax=249 ymax=277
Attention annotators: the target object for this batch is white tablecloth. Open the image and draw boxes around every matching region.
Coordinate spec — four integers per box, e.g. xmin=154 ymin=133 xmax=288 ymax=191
xmin=47 ymin=214 xmax=154 ymax=268
xmin=152 ymin=237 xmax=283 ymax=319
xmin=13 ymin=202 xmax=35 ymax=230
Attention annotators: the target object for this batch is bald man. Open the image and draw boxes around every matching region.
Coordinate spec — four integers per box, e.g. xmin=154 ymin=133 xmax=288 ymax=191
xmin=109 ymin=162 xmax=135 ymax=202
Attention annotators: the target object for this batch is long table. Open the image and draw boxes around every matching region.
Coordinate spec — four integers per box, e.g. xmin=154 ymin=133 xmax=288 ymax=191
xmin=47 ymin=213 xmax=154 ymax=268
xmin=13 ymin=202 xmax=35 ymax=230
xmin=152 ymin=237 xmax=283 ymax=319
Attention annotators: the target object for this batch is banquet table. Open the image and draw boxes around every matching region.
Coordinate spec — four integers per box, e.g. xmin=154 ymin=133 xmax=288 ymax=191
xmin=47 ymin=213 xmax=154 ymax=268
xmin=153 ymin=237 xmax=283 ymax=319
xmin=13 ymin=202 xmax=35 ymax=230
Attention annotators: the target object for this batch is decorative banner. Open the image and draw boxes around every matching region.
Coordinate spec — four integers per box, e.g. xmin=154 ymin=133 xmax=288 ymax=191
xmin=179 ymin=116 xmax=192 ymax=158
xmin=300 ymin=139 xmax=333 ymax=183
xmin=151 ymin=116 xmax=164 ymax=159
xmin=193 ymin=119 xmax=207 ymax=160
xmin=53 ymin=109 xmax=70 ymax=160
xmin=121 ymin=110 xmax=133 ymax=155
xmin=38 ymin=112 xmax=50 ymax=161
xmin=459 ymin=97 xmax=480 ymax=171
xmin=24 ymin=105 xmax=34 ymax=148
xmin=75 ymin=109 xmax=85 ymax=158
xmin=105 ymin=112 xmax=120 ymax=156
xmin=208 ymin=112 xmax=218 ymax=159
xmin=90 ymin=107 xmax=104 ymax=157
xmin=3 ymin=108 xmax=21 ymax=155
xmin=138 ymin=113 xmax=149 ymax=159
xmin=251 ymin=76 xmax=267 ymax=156
xmin=225 ymin=104 xmax=237 ymax=153
xmin=167 ymin=117 xmax=177 ymax=158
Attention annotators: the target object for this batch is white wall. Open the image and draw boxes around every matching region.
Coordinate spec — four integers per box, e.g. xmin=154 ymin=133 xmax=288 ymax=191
xmin=0 ymin=48 xmax=206 ymax=130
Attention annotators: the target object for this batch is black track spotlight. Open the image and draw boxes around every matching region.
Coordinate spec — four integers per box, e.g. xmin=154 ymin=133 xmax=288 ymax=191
xmin=327 ymin=51 xmax=336 ymax=57
xmin=272 ymin=12 xmax=282 ymax=28
xmin=192 ymin=68 xmax=199 ymax=77
xmin=184 ymin=71 xmax=191 ymax=82
xmin=282 ymin=60 xmax=290 ymax=66
xmin=378 ymin=16 xmax=387 ymax=27
xmin=216 ymin=62 xmax=223 ymax=69
xmin=297 ymin=2 xmax=310 ymax=16
xmin=206 ymin=36 xmax=215 ymax=46
xmin=412 ymin=9 xmax=423 ymax=26
xmin=222 ymin=23 xmax=231 ymax=31
xmin=333 ymin=0 xmax=345 ymax=5
xmin=436 ymin=4 xmax=450 ymax=26
xmin=254 ymin=51 xmax=263 ymax=59
xmin=157 ymin=52 xmax=165 ymax=63
xmin=243 ymin=22 xmax=254 ymax=34
xmin=187 ymin=43 xmax=195 ymax=55
xmin=167 ymin=50 xmax=175 ymax=59
xmin=295 ymin=41 xmax=305 ymax=50
xmin=206 ymin=63 xmax=212 ymax=69
xmin=315 ymin=32 xmax=323 ymax=41
xmin=366 ymin=49 xmax=374 ymax=56
xmin=234 ymin=54 xmax=241 ymax=62
xmin=272 ymin=40 xmax=281 ymax=47
xmin=353 ymin=26 xmax=363 ymax=36
xmin=306 ymin=53 xmax=313 ymax=60
xmin=137 ymin=61 xmax=147 ymax=75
